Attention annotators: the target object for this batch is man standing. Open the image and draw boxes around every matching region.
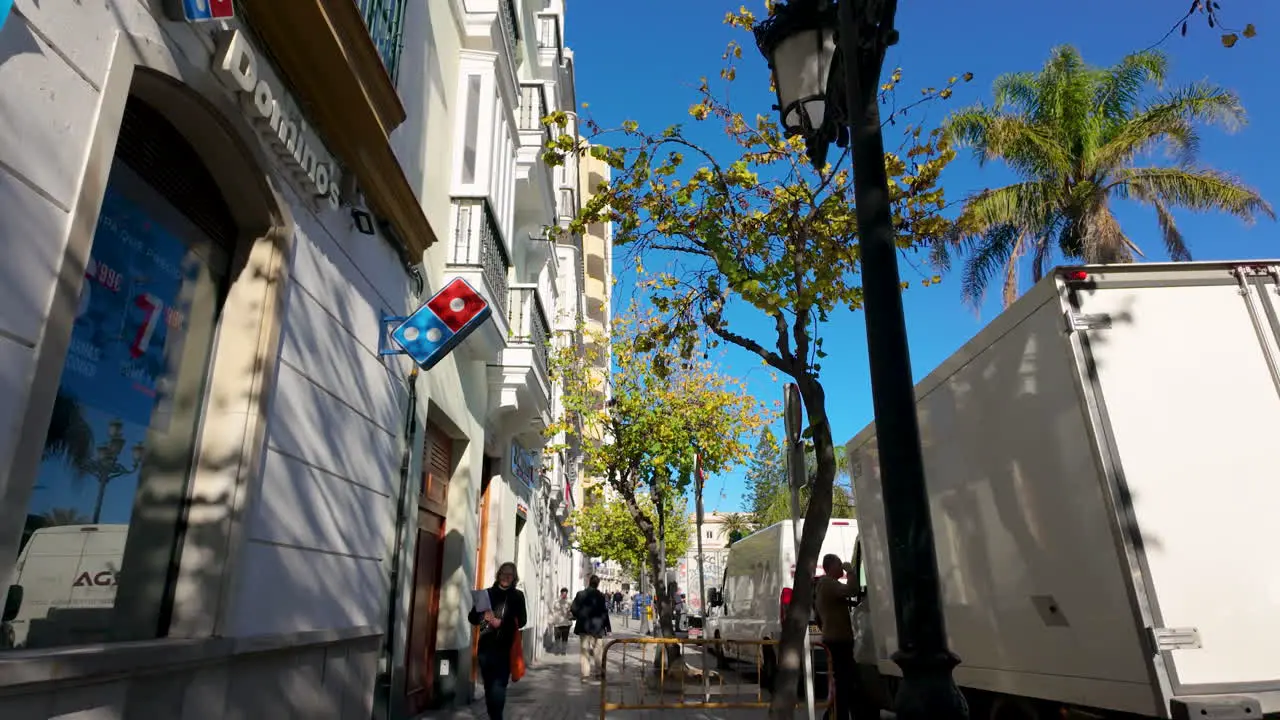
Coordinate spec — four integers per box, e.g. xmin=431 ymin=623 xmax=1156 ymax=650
xmin=571 ymin=575 xmax=612 ymax=680
xmin=815 ymin=553 xmax=872 ymax=719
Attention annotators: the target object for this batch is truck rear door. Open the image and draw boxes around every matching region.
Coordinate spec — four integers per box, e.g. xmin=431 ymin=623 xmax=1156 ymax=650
xmin=1070 ymin=264 xmax=1280 ymax=692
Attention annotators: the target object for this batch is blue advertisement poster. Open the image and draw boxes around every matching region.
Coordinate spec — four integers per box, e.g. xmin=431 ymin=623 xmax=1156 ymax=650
xmin=60 ymin=188 xmax=193 ymax=427
xmin=26 ymin=187 xmax=198 ymax=526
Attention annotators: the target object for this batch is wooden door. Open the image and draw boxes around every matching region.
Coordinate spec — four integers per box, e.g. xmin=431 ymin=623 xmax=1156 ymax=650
xmin=404 ymin=424 xmax=451 ymax=713
xmin=405 ymin=513 xmax=443 ymax=715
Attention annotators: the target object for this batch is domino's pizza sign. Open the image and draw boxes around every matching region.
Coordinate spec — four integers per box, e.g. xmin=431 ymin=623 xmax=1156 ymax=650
xmin=381 ymin=278 xmax=491 ymax=371
xmin=165 ymin=0 xmax=234 ymax=23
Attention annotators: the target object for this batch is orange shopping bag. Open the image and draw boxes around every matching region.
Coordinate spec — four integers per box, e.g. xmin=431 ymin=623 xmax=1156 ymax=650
xmin=510 ymin=630 xmax=527 ymax=682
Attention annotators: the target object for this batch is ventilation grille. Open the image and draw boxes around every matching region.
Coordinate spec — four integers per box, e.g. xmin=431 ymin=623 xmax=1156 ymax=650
xmin=115 ymin=97 xmax=238 ymax=249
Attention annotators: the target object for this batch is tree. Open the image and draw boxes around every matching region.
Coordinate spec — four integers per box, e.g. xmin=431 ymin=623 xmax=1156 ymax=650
xmin=755 ymin=483 xmax=857 ymax=529
xmin=1156 ymin=0 xmax=1259 ymax=49
xmin=43 ymin=392 xmax=93 ymax=468
xmin=718 ymin=512 xmax=754 ymax=545
xmin=546 ymin=9 xmax=964 ymax=713
xmin=547 ymin=309 xmax=764 ymax=656
xmin=569 ymin=495 xmax=690 ymax=578
xmin=41 ymin=507 xmax=92 ymax=526
xmin=933 ymin=45 xmax=1274 ymax=308
xmin=744 ymin=428 xmax=785 ymax=526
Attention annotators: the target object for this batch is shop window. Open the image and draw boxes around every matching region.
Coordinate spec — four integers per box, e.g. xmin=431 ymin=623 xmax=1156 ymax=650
xmin=3 ymin=96 xmax=234 ymax=651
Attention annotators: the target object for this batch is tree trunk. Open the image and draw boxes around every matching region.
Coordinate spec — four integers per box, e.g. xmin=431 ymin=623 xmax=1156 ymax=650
xmin=769 ymin=379 xmax=837 ymax=718
xmin=613 ymin=479 xmax=681 ymax=666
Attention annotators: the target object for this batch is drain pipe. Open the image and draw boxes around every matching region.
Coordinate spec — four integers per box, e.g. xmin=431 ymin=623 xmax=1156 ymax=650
xmin=382 ymin=367 xmax=419 ymax=720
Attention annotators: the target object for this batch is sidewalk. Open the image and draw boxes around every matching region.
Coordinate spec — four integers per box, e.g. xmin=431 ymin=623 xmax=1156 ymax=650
xmin=420 ymin=624 xmax=827 ymax=719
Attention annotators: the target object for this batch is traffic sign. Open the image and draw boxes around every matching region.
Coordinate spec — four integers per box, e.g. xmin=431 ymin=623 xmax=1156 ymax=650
xmin=385 ymin=277 xmax=491 ymax=370
xmin=175 ymin=0 xmax=234 ymax=22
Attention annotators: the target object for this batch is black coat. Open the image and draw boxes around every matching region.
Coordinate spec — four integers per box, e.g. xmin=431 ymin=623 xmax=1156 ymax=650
xmin=468 ymin=585 xmax=527 ymax=658
xmin=571 ymin=588 xmax=612 ymax=637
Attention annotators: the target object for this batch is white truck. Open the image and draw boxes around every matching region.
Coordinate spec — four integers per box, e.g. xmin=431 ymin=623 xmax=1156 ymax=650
xmin=705 ymin=518 xmax=858 ymax=686
xmin=846 ymin=261 xmax=1280 ymax=719
xmin=5 ymin=524 xmax=127 ymax=649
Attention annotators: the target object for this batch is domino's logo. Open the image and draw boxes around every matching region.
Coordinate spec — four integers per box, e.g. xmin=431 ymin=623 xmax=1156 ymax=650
xmin=180 ymin=0 xmax=234 ymax=22
xmin=389 ymin=278 xmax=491 ymax=370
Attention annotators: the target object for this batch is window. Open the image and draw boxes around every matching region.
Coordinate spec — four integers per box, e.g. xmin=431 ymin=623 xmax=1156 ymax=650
xmin=706 ymin=531 xmax=713 ymax=539
xmin=460 ymin=75 xmax=482 ymax=184
xmin=4 ymin=97 xmax=232 ymax=651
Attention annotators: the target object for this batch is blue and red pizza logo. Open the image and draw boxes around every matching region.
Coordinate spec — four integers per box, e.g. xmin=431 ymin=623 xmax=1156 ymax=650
xmin=181 ymin=0 xmax=234 ymax=22
xmin=389 ymin=278 xmax=492 ymax=370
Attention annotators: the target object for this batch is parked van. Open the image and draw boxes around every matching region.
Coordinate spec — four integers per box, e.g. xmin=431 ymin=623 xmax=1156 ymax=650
xmin=6 ymin=524 xmax=127 ymax=649
xmin=705 ymin=519 xmax=857 ymax=687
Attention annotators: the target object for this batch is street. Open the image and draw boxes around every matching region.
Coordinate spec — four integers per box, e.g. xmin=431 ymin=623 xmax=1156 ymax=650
xmin=423 ymin=621 xmax=893 ymax=719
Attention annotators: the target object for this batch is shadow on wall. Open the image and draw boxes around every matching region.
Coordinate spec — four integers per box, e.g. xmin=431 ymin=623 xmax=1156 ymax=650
xmin=913 ymin=281 xmax=1142 ymax=678
xmin=3 ymin=16 xmax=416 ymax=720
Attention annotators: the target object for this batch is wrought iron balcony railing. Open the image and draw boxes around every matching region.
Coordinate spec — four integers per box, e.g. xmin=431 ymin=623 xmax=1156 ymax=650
xmin=354 ymin=0 xmax=408 ymax=83
xmin=451 ymin=197 xmax=512 ymax=318
xmin=498 ymin=0 xmax=520 ymax=68
xmin=509 ymin=284 xmax=550 ymax=378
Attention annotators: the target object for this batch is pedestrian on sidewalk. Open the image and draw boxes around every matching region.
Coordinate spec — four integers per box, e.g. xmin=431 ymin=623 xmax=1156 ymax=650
xmin=468 ymin=561 xmax=527 ymax=720
xmin=571 ymin=574 xmax=612 ymax=680
xmin=551 ymin=587 xmax=573 ymax=654
xmin=815 ymin=553 xmax=875 ymax=720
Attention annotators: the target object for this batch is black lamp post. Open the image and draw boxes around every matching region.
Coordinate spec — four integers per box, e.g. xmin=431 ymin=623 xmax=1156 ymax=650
xmin=754 ymin=2 xmax=968 ymax=719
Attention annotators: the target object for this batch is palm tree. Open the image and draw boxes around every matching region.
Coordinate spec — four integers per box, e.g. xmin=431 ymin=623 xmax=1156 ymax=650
xmin=41 ymin=507 xmax=92 ymax=526
xmin=43 ymin=392 xmax=94 ymax=468
xmin=719 ymin=512 xmax=754 ymax=545
xmin=933 ymin=45 xmax=1274 ymax=308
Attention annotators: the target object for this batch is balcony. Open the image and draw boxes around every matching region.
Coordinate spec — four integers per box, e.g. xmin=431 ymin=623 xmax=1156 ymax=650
xmin=509 ymin=284 xmax=550 ymax=380
xmin=237 ymin=0 xmax=438 ymax=257
xmin=535 ymin=13 xmax=563 ymax=70
xmin=447 ymin=197 xmax=512 ymax=359
xmin=355 ymin=0 xmax=408 ymax=82
xmin=498 ymin=0 xmax=521 ymax=67
xmin=487 ymin=284 xmax=552 ymax=443
xmin=518 ymin=84 xmax=553 ymax=148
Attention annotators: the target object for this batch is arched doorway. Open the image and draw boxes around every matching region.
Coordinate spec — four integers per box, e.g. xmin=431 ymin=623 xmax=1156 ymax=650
xmin=8 ymin=66 xmax=284 ymax=650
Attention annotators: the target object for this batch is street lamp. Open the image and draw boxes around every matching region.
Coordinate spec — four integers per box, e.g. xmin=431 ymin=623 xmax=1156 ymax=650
xmin=755 ymin=2 xmax=969 ymax=720
xmin=77 ymin=418 xmax=145 ymax=524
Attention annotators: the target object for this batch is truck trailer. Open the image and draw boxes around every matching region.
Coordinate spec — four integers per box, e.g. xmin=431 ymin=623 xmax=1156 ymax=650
xmin=845 ymin=261 xmax=1280 ymax=719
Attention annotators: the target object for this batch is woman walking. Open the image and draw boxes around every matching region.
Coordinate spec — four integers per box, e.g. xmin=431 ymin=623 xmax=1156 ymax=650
xmin=468 ymin=561 xmax=527 ymax=719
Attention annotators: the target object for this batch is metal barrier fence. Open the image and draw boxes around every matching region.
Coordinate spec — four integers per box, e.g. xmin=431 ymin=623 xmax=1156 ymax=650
xmin=598 ymin=636 xmax=833 ymax=717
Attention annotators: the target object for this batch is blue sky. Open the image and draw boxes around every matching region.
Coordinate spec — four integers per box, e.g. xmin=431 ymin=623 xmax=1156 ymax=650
xmin=565 ymin=0 xmax=1280 ymax=512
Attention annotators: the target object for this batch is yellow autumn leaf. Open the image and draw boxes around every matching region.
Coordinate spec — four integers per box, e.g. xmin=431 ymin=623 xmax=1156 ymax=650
xmin=1243 ymin=24 xmax=1257 ymax=39
xmin=1221 ymin=33 xmax=1239 ymax=48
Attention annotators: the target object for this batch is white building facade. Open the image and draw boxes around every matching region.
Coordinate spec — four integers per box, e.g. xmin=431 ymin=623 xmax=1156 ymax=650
xmin=675 ymin=512 xmax=734 ymax=614
xmin=0 ymin=0 xmax=592 ymax=718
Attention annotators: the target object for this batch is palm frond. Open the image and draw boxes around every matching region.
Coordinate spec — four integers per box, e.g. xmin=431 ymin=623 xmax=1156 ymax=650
xmin=946 ymin=109 xmax=1071 ymax=179
xmin=1094 ymin=50 xmax=1168 ymax=123
xmin=1114 ymin=167 xmax=1276 ymax=223
xmin=1094 ymin=83 xmax=1244 ymax=171
xmin=959 ymin=224 xmax=1021 ymax=310
xmin=959 ymin=181 xmax=1059 ymax=231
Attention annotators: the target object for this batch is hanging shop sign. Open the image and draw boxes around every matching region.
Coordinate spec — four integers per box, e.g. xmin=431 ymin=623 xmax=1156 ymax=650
xmin=212 ymin=30 xmax=342 ymax=210
xmin=163 ymin=0 xmax=235 ymax=23
xmin=510 ymin=443 xmax=538 ymax=488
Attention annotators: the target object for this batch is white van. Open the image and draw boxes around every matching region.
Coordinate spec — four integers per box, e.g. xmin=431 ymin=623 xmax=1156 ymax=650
xmin=705 ymin=519 xmax=857 ymax=685
xmin=6 ymin=524 xmax=127 ymax=649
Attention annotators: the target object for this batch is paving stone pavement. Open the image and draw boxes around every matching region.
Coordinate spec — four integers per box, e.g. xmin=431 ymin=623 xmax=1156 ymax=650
xmin=419 ymin=624 xmax=819 ymax=719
